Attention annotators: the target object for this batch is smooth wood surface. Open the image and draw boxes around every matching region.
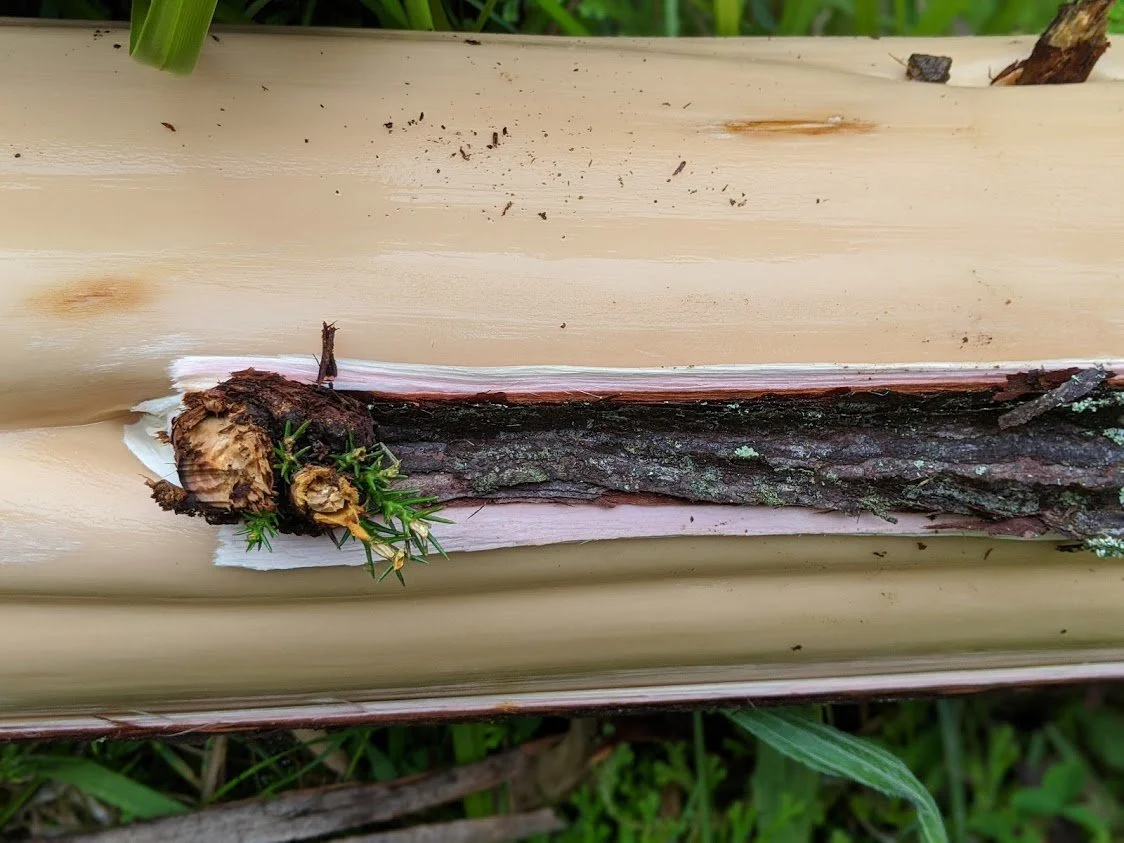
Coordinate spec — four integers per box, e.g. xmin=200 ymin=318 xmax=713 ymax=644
xmin=1 ymin=25 xmax=1123 ymax=429
xmin=1 ymin=23 xmax=1122 ymax=724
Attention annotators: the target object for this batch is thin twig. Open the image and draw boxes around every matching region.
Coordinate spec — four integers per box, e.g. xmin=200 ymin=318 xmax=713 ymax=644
xmin=337 ymin=808 xmax=566 ymax=842
xmin=997 ymin=366 xmax=1106 ymax=429
xmin=49 ymin=743 xmax=550 ymax=843
xmin=316 ymin=320 xmax=338 ymax=387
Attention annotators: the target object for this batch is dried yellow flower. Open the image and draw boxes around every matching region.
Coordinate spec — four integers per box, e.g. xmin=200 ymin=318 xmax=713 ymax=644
xmin=288 ymin=465 xmax=370 ymax=542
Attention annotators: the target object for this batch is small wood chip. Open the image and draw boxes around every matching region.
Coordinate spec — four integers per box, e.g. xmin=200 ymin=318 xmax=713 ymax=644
xmin=992 ymin=0 xmax=1114 ymax=85
xmin=905 ymin=54 xmax=952 ymax=83
xmin=316 ymin=321 xmax=338 ymax=386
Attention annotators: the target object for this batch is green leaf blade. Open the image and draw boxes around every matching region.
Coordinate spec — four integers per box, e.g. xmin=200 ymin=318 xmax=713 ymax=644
xmin=23 ymin=756 xmax=188 ymax=820
xmin=725 ymin=708 xmax=949 ymax=843
xmin=130 ymin=0 xmax=220 ymax=73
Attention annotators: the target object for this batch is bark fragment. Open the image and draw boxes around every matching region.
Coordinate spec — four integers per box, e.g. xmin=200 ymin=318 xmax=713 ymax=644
xmin=997 ymin=366 xmax=1107 ymax=429
xmin=148 ymin=367 xmax=1124 ymax=548
xmin=992 ymin=0 xmax=1114 ymax=86
xmin=905 ymin=54 xmax=952 ymax=84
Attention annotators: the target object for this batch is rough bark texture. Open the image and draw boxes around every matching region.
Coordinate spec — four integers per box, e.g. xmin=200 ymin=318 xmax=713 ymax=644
xmin=369 ymin=384 xmax=1124 ymax=541
xmin=149 ymin=369 xmax=1124 ymax=545
xmin=992 ymin=0 xmax=1113 ymax=85
xmin=905 ymin=53 xmax=952 ymax=83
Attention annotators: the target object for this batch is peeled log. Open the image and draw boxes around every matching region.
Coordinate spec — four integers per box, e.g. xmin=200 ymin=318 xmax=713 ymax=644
xmin=1 ymin=23 xmax=1124 ymax=734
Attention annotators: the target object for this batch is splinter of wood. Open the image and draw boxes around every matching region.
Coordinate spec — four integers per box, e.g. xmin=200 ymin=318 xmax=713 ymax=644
xmin=316 ymin=321 xmax=338 ymax=387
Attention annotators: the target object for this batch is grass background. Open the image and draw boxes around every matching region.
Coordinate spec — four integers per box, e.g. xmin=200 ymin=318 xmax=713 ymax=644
xmin=0 ymin=0 xmax=1110 ymax=40
xmin=7 ymin=690 xmax=1124 ymax=840
xmin=3 ymin=0 xmax=1124 ymax=839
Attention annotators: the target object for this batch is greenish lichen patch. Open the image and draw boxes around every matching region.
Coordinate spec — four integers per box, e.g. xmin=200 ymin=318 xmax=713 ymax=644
xmin=1103 ymin=428 xmax=1124 ymax=446
xmin=1085 ymin=535 xmax=1124 ymax=558
xmin=1069 ymin=393 xmax=1124 ymax=413
xmin=733 ymin=445 xmax=760 ymax=460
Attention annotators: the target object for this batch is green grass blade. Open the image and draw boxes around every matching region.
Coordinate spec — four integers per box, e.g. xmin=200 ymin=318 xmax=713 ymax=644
xmin=531 ymin=0 xmax=590 ymax=36
xmin=356 ymin=0 xmax=409 ymax=30
xmin=244 ymin=0 xmax=272 ymax=18
xmin=664 ymin=0 xmax=678 ymax=37
xmin=891 ymin=0 xmax=909 ymax=32
xmin=451 ymin=724 xmax=495 ymax=818
xmin=854 ymin=0 xmax=878 ymax=35
xmin=470 ymin=0 xmax=500 ymax=32
xmin=938 ymin=701 xmax=967 ymax=843
xmin=693 ymin=711 xmax=712 ymax=843
xmin=725 ymin=708 xmax=948 ymax=843
xmin=130 ymin=0 xmax=219 ymax=73
xmin=23 ymin=756 xmax=188 ymax=820
xmin=0 ymin=781 xmax=40 ymax=828
xmin=403 ymin=0 xmax=434 ymax=29
xmin=713 ymin=0 xmax=741 ymax=36
xmin=775 ymin=0 xmax=819 ymax=34
xmin=909 ymin=0 xmax=969 ymax=36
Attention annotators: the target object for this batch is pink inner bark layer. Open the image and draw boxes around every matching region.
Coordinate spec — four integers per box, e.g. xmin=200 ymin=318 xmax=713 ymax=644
xmin=173 ymin=356 xmax=1124 ymax=403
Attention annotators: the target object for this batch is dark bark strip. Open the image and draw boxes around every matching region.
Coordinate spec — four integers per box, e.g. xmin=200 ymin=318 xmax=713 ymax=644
xmin=148 ymin=369 xmax=1124 ymax=545
xmin=992 ymin=0 xmax=1114 ymax=86
xmin=367 ymin=382 xmax=1124 ymax=541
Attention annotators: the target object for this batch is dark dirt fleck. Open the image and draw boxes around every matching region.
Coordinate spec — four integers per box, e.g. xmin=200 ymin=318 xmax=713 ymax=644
xmin=502 ymin=201 xmax=513 ymax=216
xmin=672 ymin=160 xmax=686 ymax=177
xmin=465 ymin=38 xmax=481 ymax=45
xmin=161 ymin=122 xmax=176 ymax=132
xmin=791 ymin=645 xmax=803 ymax=652
xmin=538 ymin=211 xmax=547 ymax=220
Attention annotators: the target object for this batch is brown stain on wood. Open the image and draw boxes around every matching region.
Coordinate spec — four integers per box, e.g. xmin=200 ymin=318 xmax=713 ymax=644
xmin=724 ymin=117 xmax=876 ymax=137
xmin=23 ymin=276 xmax=154 ymax=318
